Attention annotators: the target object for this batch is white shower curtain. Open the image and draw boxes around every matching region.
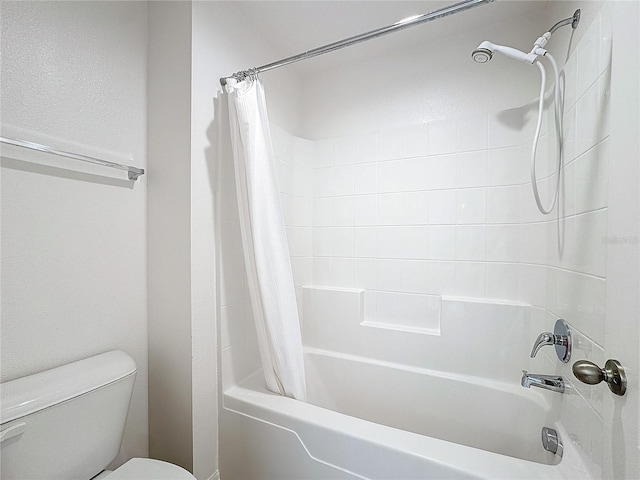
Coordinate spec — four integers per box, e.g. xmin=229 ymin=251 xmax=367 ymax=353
xmin=225 ymin=76 xmax=306 ymax=401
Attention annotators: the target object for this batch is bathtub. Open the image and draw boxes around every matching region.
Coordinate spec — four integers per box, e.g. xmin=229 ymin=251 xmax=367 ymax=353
xmin=221 ymin=347 xmax=592 ymax=480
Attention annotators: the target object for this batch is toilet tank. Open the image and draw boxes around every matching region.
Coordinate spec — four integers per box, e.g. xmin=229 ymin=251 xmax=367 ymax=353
xmin=0 ymin=351 xmax=137 ymax=480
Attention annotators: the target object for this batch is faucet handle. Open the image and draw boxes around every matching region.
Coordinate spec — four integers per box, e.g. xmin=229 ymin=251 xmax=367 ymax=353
xmin=530 ymin=332 xmax=554 ymax=357
xmin=530 ymin=319 xmax=572 ymax=363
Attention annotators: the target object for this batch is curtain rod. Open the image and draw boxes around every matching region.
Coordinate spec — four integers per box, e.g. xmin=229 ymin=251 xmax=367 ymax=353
xmin=220 ymin=0 xmax=495 ymax=86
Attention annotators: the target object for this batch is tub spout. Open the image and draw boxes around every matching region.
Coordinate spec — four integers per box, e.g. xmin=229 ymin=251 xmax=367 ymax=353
xmin=521 ymin=371 xmax=565 ymax=393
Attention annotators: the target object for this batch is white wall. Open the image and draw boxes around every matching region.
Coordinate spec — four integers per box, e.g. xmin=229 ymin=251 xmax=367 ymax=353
xmin=0 ymin=0 xmax=148 ymax=468
xmin=147 ymin=1 xmax=194 ymax=473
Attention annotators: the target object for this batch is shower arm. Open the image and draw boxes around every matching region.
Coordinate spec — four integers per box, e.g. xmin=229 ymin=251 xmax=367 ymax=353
xmin=548 ymin=9 xmax=581 ymax=35
xmin=220 ymin=0 xmax=495 ymax=86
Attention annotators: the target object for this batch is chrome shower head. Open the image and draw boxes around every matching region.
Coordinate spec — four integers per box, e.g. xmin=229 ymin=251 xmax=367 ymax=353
xmin=472 ymin=47 xmax=493 ymax=63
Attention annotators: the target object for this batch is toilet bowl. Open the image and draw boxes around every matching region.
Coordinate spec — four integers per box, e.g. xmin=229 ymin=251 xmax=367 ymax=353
xmin=97 ymin=458 xmax=195 ymax=479
xmin=0 ymin=351 xmax=196 ymax=480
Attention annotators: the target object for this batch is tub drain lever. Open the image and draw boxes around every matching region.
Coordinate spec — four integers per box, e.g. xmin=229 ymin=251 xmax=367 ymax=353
xmin=541 ymin=427 xmax=563 ymax=456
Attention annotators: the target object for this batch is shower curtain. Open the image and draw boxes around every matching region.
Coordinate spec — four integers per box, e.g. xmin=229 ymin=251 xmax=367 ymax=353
xmin=225 ymin=76 xmax=306 ymax=401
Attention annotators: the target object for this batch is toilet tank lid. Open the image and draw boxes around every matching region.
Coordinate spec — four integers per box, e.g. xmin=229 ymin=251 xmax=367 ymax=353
xmin=1 ymin=350 xmax=137 ymax=425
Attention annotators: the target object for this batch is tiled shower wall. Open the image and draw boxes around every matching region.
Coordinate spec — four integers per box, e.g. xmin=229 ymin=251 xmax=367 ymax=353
xmin=272 ymin=5 xmax=611 ymax=342
xmin=221 ymin=5 xmax=611 ymax=400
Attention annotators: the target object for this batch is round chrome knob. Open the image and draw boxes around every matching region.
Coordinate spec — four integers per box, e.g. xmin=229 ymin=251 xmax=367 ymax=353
xmin=572 ymin=359 xmax=627 ymax=396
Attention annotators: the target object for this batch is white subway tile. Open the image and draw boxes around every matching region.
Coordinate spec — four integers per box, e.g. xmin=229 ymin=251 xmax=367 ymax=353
xmin=292 ymin=197 xmax=313 ymax=227
xmin=428 ymin=190 xmax=457 ymax=225
xmin=429 ymin=118 xmax=457 ymax=155
xmin=428 ymin=226 xmax=456 ymax=260
xmin=456 ymin=150 xmax=487 ymax=188
xmin=353 ymin=258 xmax=377 ymax=290
xmin=400 ymin=191 xmax=429 ymax=225
xmin=312 ymin=227 xmax=332 ymax=257
xmin=293 ymin=166 xmax=313 ymax=197
xmin=597 ymin=69 xmax=611 ymax=142
xmin=377 ymin=226 xmax=403 ymax=258
xmin=354 ymin=163 xmax=377 ymax=195
xmin=292 ymin=257 xmax=313 ymax=287
xmin=332 ymin=196 xmax=354 ymax=226
xmin=354 ymin=195 xmax=377 ymax=226
xmin=426 ymin=261 xmax=456 ymax=294
xmin=399 ymin=260 xmax=428 ymax=294
xmin=600 ymin=6 xmax=613 ymax=73
xmin=558 ymin=216 xmax=576 ymax=271
xmin=353 ymin=227 xmax=378 ymax=258
xmin=332 ymin=165 xmax=355 ymax=196
xmin=576 ymin=75 xmax=600 ymax=156
xmin=312 ymin=257 xmax=332 ymax=285
xmin=488 ymin=107 xmax=526 ymax=148
xmin=563 ymin=105 xmax=577 ymax=164
xmin=376 ymin=259 xmax=404 ymax=291
xmin=457 ymin=113 xmax=488 ymax=152
xmin=519 ymin=222 xmax=547 ymax=265
xmin=487 ymin=147 xmax=525 ymax=186
xmin=456 ymin=188 xmax=487 ymax=225
xmin=455 ymin=262 xmax=486 ymax=298
xmin=332 ymin=258 xmax=354 ymax=287
xmin=486 ymin=225 xmax=520 ymax=262
xmin=517 ymin=264 xmax=546 ymax=307
xmin=561 ymin=160 xmax=576 ymax=218
xmin=487 ymin=186 xmax=520 ymax=224
xmin=456 ymin=225 xmax=487 ymax=261
xmin=313 ymin=198 xmax=332 ymax=227
xmin=428 ymin=154 xmax=457 ymax=190
xmin=575 ymin=139 xmax=608 ymax=214
xmin=398 ymin=157 xmax=430 ymax=191
xmin=574 ymin=209 xmax=607 ymax=277
xmin=557 ymin=269 xmax=606 ymax=345
xmin=399 ymin=226 xmax=429 ymax=259
xmin=485 ymin=263 xmax=519 ymax=301
xmin=377 ymin=159 xmax=405 ymax=193
xmin=331 ymin=227 xmax=354 ymax=257
xmin=577 ymin=14 xmax=601 ymax=98
xmin=378 ymin=193 xmax=404 ymax=225
xmin=402 ymin=123 xmax=429 ymax=158
xmin=313 ymin=168 xmax=333 ymax=197
xmin=563 ymin=54 xmax=578 ymax=111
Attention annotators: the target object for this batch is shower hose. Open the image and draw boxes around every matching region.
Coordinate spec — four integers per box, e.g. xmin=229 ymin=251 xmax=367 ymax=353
xmin=531 ymin=52 xmax=563 ymax=215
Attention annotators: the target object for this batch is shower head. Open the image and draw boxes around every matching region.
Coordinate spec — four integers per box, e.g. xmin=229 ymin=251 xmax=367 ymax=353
xmin=471 ymin=47 xmax=493 ymax=63
xmin=471 ymin=40 xmax=538 ymax=64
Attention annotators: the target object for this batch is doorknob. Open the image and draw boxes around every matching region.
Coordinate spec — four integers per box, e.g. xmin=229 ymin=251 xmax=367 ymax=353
xmin=572 ymin=359 xmax=627 ymax=396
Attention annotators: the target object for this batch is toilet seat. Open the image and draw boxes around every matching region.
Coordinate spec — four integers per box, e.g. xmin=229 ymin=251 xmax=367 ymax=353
xmin=105 ymin=458 xmax=196 ymax=480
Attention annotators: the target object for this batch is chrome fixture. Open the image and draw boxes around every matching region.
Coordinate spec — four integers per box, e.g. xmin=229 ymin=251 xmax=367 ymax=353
xmin=220 ymin=0 xmax=495 ymax=85
xmin=0 ymin=136 xmax=144 ymax=181
xmin=573 ymin=359 xmax=627 ymax=396
xmin=541 ymin=427 xmax=563 ymax=456
xmin=530 ymin=319 xmax=571 ymax=363
xmin=521 ymin=371 xmax=565 ymax=393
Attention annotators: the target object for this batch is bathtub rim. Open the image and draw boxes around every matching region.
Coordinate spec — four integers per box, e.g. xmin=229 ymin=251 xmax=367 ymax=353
xmin=224 ymin=370 xmax=594 ymax=480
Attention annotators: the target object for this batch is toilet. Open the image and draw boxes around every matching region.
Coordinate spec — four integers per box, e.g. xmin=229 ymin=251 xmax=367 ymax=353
xmin=0 ymin=350 xmax=195 ymax=480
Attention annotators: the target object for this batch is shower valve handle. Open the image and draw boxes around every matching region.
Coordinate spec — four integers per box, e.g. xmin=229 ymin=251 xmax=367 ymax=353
xmin=530 ymin=319 xmax=571 ymax=363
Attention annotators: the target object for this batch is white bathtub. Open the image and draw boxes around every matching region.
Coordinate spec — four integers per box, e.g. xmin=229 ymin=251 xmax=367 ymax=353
xmin=221 ymin=347 xmax=592 ymax=480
